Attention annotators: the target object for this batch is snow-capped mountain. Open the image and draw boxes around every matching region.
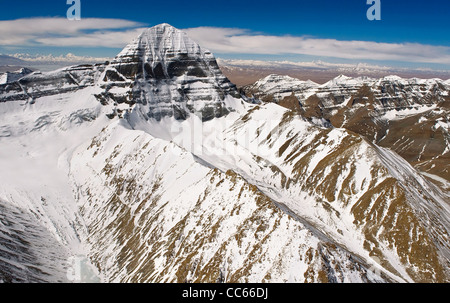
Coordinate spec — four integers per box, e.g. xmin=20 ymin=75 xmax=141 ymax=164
xmin=242 ymin=74 xmax=450 ymax=189
xmin=105 ymin=23 xmax=239 ymax=122
xmin=0 ymin=24 xmax=449 ymax=283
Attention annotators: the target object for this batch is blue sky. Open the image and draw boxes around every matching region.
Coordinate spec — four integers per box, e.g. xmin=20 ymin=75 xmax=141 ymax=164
xmin=1 ymin=0 xmax=449 ymax=70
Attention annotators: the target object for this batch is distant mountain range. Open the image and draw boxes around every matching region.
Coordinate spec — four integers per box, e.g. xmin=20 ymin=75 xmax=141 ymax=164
xmin=3 ymin=53 xmax=449 ymax=86
xmin=0 ymin=54 xmax=110 ymax=73
xmin=218 ymin=59 xmax=450 ymax=86
xmin=0 ymin=55 xmax=27 ymax=70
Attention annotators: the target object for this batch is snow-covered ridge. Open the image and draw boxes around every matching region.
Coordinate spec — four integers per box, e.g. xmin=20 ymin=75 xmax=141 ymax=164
xmin=254 ymin=74 xmax=319 ymax=89
xmin=243 ymin=72 xmax=449 ymax=126
xmin=242 ymin=72 xmax=450 ymax=187
xmin=71 ymin=120 xmax=390 ymax=282
xmin=0 ymin=68 xmax=33 ymax=85
xmin=245 ymin=74 xmax=319 ymax=103
xmin=247 ymin=73 xmax=449 ymax=100
xmin=320 ymin=74 xmax=374 ymax=87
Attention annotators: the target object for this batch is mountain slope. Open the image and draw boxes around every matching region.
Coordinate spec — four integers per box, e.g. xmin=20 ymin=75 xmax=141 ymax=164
xmin=242 ymin=74 xmax=450 ymax=188
xmin=70 ymin=121 xmax=387 ymax=282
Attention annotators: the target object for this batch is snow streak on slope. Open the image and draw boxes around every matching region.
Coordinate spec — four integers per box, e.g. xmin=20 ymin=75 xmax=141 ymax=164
xmin=136 ymin=102 xmax=448 ymax=282
xmin=69 ymin=121 xmax=384 ymax=283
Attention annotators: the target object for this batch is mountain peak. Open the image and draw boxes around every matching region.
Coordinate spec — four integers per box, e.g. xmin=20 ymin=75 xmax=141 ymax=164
xmin=115 ymin=23 xmax=204 ymax=66
xmin=103 ymin=23 xmax=240 ymax=122
xmin=151 ymin=22 xmax=174 ymax=29
xmin=143 ymin=23 xmax=181 ymax=34
xmin=136 ymin=23 xmax=191 ymax=45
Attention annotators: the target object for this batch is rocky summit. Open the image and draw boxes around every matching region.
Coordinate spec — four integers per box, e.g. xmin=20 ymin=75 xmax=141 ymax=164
xmin=0 ymin=24 xmax=449 ymax=283
xmin=105 ymin=23 xmax=240 ymax=121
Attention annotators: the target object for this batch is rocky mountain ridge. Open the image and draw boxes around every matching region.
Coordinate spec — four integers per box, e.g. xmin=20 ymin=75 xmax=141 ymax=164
xmin=242 ymin=74 xmax=450 ymax=187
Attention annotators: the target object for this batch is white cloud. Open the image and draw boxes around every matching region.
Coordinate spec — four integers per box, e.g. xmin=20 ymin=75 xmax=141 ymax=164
xmin=35 ymin=28 xmax=146 ymax=48
xmin=1 ymin=19 xmax=449 ymax=66
xmin=11 ymin=53 xmax=111 ymax=63
xmin=184 ymin=27 xmax=450 ymax=65
xmin=0 ymin=17 xmax=145 ymax=48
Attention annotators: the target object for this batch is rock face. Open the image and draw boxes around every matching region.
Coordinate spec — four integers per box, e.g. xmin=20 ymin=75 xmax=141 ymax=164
xmin=242 ymin=74 xmax=450 ymax=187
xmin=0 ymin=24 xmax=449 ymax=283
xmin=0 ymin=64 xmax=105 ymax=102
xmin=104 ymin=23 xmax=240 ymax=121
